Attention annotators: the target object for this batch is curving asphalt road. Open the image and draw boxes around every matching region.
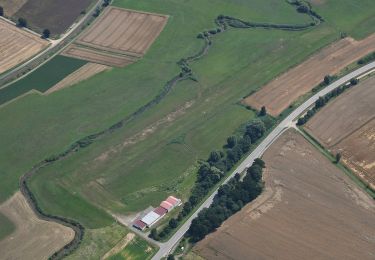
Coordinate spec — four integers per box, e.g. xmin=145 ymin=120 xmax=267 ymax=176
xmin=151 ymin=60 xmax=375 ymax=260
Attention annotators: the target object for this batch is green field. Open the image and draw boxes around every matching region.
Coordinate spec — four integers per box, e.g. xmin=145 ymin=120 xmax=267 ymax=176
xmin=0 ymin=212 xmax=15 ymax=240
xmin=0 ymin=0 xmax=375 ymax=256
xmin=66 ymin=223 xmax=156 ymax=260
xmin=0 ymin=55 xmax=87 ymax=106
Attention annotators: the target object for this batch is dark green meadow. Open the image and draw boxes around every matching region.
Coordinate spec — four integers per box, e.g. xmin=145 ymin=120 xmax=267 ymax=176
xmin=0 ymin=55 xmax=86 ymax=106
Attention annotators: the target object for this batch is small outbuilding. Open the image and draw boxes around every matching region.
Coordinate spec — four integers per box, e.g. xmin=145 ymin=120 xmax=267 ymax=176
xmin=133 ymin=219 xmax=147 ymax=231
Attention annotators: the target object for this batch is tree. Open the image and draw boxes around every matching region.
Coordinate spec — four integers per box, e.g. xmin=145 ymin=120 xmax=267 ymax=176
xmin=245 ymin=119 xmax=266 ymax=142
xmin=149 ymin=228 xmax=158 ymax=240
xmin=323 ymin=75 xmax=331 ymax=85
xmin=42 ymin=29 xmax=50 ymax=39
xmin=226 ymin=135 xmax=237 ymax=148
xmin=169 ymin=218 xmax=178 ymax=229
xmin=335 ymin=153 xmax=341 ymax=163
xmin=254 ymin=158 xmax=265 ymax=168
xmin=0 ymin=6 xmax=4 ymax=16
xmin=208 ymin=150 xmax=221 ymax=163
xmin=259 ymin=106 xmax=267 ymax=116
xmin=17 ymin=18 xmax=27 ymax=27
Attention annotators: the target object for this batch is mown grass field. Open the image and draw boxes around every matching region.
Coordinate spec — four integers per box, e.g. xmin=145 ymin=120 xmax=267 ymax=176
xmin=66 ymin=223 xmax=156 ymax=260
xmin=0 ymin=55 xmax=87 ymax=106
xmin=0 ymin=0 xmax=375 ymax=257
xmin=0 ymin=212 xmax=15 ymax=240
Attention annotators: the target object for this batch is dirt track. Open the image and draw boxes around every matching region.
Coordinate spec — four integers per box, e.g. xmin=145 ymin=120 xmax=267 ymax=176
xmin=305 ymin=76 xmax=375 ymax=188
xmin=194 ymin=130 xmax=375 ymax=260
xmin=0 ymin=19 xmax=48 ymax=74
xmin=0 ymin=192 xmax=74 ymax=260
xmin=243 ymin=33 xmax=375 ymax=116
xmin=46 ymin=62 xmax=110 ymax=94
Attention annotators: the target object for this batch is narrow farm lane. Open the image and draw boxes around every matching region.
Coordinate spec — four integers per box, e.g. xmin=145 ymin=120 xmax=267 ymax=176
xmin=151 ymin=60 xmax=375 ymax=260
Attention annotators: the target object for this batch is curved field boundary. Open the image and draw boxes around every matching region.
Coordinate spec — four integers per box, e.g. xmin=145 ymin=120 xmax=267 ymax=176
xmin=19 ymin=1 xmax=324 ymax=259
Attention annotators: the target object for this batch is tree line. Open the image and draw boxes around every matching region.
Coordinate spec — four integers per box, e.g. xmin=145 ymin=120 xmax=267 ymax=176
xmin=297 ymin=76 xmax=358 ymax=126
xmin=150 ymin=114 xmax=273 ymax=241
xmin=187 ymin=158 xmax=265 ymax=242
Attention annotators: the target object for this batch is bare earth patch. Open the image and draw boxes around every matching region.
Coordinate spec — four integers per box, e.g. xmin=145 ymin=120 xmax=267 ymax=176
xmin=0 ymin=0 xmax=27 ymax=16
xmin=0 ymin=192 xmax=74 ymax=259
xmin=194 ymin=130 xmax=375 ymax=260
xmin=305 ymin=76 xmax=375 ymax=188
xmin=0 ymin=18 xmax=48 ymax=74
xmin=45 ymin=63 xmax=111 ymax=94
xmin=62 ymin=6 xmax=168 ymax=67
xmin=243 ymin=33 xmax=375 ymax=116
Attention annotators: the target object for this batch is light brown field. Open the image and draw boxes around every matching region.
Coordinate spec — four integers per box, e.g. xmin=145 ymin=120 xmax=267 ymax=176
xmin=194 ymin=130 xmax=375 ymax=260
xmin=305 ymin=76 xmax=375 ymax=188
xmin=0 ymin=0 xmax=27 ymax=16
xmin=0 ymin=18 xmax=48 ymax=74
xmin=243 ymin=33 xmax=375 ymax=116
xmin=45 ymin=62 xmax=111 ymax=94
xmin=63 ymin=44 xmax=135 ymax=67
xmin=0 ymin=192 xmax=74 ymax=260
xmin=63 ymin=6 xmax=167 ymax=67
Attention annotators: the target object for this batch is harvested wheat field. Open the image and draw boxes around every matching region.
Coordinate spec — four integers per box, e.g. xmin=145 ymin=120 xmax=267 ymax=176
xmin=243 ymin=33 xmax=375 ymax=116
xmin=45 ymin=63 xmax=110 ymax=94
xmin=63 ymin=6 xmax=168 ymax=67
xmin=62 ymin=44 xmax=135 ymax=67
xmin=0 ymin=192 xmax=74 ymax=259
xmin=0 ymin=19 xmax=48 ymax=74
xmin=0 ymin=0 xmax=27 ymax=16
xmin=305 ymin=76 xmax=375 ymax=188
xmin=194 ymin=130 xmax=375 ymax=260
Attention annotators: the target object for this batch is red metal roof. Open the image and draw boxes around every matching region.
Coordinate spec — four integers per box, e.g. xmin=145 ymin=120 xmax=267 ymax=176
xmin=133 ymin=219 xmax=146 ymax=229
xmin=166 ymin=196 xmax=180 ymax=206
xmin=153 ymin=206 xmax=167 ymax=216
xmin=160 ymin=201 xmax=173 ymax=210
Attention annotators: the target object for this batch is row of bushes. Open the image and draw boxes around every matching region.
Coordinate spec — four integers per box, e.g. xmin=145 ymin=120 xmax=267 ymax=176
xmin=297 ymin=78 xmax=358 ymax=125
xmin=150 ymin=115 xmax=274 ymax=240
xmin=187 ymin=159 xmax=265 ymax=242
xmin=358 ymin=51 xmax=375 ymax=65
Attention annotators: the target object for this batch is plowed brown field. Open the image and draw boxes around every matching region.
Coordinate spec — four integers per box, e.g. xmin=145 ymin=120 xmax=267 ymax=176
xmin=243 ymin=33 xmax=375 ymax=116
xmin=194 ymin=130 xmax=375 ymax=260
xmin=0 ymin=0 xmax=27 ymax=16
xmin=0 ymin=19 xmax=48 ymax=74
xmin=0 ymin=192 xmax=74 ymax=259
xmin=305 ymin=76 xmax=375 ymax=188
xmin=63 ymin=6 xmax=167 ymax=67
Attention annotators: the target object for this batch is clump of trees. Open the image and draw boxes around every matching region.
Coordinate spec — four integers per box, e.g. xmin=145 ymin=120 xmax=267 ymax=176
xmin=42 ymin=29 xmax=50 ymax=39
xmin=187 ymin=159 xmax=265 ymax=242
xmin=297 ymin=78 xmax=358 ymax=126
xmin=150 ymin=116 xmax=273 ymax=240
xmin=17 ymin=18 xmax=27 ymax=27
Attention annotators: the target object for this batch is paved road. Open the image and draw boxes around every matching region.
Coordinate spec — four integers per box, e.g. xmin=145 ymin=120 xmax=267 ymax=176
xmin=0 ymin=0 xmax=104 ymax=88
xmin=151 ymin=60 xmax=375 ymax=259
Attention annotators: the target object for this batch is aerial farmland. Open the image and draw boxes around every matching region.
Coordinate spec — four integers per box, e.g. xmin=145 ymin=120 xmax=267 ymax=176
xmin=0 ymin=18 xmax=48 ymax=74
xmin=194 ymin=130 xmax=375 ymax=259
xmin=0 ymin=0 xmax=95 ymax=35
xmin=305 ymin=75 xmax=375 ymax=189
xmin=0 ymin=0 xmax=375 ymax=259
